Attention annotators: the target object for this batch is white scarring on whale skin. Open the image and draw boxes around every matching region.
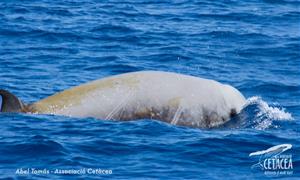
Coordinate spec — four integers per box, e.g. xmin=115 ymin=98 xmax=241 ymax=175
xmin=30 ymin=71 xmax=246 ymax=128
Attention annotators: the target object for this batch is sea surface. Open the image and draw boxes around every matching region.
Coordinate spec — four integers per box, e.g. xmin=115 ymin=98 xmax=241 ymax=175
xmin=0 ymin=0 xmax=299 ymax=179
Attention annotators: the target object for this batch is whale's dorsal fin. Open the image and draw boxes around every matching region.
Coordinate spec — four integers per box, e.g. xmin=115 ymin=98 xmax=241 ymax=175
xmin=0 ymin=89 xmax=25 ymax=113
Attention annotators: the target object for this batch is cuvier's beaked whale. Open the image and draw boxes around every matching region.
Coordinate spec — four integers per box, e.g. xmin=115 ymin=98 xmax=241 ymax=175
xmin=0 ymin=71 xmax=246 ymax=128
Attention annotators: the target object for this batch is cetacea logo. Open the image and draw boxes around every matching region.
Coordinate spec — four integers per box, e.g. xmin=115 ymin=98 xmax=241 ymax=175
xmin=249 ymin=144 xmax=293 ymax=176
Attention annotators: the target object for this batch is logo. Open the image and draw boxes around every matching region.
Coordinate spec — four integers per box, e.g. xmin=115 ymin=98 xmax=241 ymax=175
xmin=249 ymin=144 xmax=293 ymax=176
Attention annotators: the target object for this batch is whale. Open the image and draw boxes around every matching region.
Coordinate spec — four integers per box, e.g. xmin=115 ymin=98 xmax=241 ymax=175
xmin=0 ymin=71 xmax=246 ymax=128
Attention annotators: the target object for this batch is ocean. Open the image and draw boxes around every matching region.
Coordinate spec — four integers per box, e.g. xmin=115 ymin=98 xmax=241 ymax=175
xmin=0 ymin=0 xmax=299 ymax=179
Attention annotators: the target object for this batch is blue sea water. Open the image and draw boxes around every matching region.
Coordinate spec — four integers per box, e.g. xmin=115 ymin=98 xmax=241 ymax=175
xmin=0 ymin=0 xmax=300 ymax=179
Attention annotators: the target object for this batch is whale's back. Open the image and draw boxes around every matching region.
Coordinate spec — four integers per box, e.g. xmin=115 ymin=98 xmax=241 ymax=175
xmin=29 ymin=71 xmax=246 ymax=128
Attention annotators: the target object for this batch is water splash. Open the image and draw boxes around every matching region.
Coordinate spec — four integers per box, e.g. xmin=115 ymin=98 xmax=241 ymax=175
xmin=244 ymin=96 xmax=293 ymax=130
xmin=221 ymin=96 xmax=293 ymax=130
xmin=245 ymin=96 xmax=293 ymax=120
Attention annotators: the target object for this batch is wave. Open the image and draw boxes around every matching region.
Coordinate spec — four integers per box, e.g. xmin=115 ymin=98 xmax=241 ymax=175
xmin=221 ymin=96 xmax=293 ymax=130
xmin=246 ymin=96 xmax=293 ymax=130
xmin=245 ymin=96 xmax=293 ymax=120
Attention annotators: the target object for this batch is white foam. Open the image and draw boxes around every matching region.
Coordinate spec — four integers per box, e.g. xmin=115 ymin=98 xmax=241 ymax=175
xmin=244 ymin=96 xmax=293 ymax=130
xmin=245 ymin=96 xmax=293 ymax=121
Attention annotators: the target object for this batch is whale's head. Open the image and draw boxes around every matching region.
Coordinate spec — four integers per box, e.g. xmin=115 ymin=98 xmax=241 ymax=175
xmin=0 ymin=89 xmax=26 ymax=113
xmin=222 ymin=84 xmax=246 ymax=114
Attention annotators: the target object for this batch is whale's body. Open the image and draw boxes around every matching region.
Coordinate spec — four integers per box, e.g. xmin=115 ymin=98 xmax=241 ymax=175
xmin=1 ymin=71 xmax=246 ymax=128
